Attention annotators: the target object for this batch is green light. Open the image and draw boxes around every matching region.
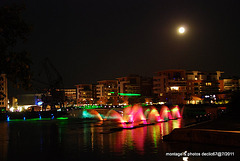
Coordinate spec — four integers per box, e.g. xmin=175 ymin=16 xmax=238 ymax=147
xmin=118 ymin=93 xmax=141 ymax=96
xmin=171 ymin=108 xmax=178 ymax=112
xmin=8 ymin=118 xmax=52 ymax=122
xmin=56 ymin=117 xmax=68 ymax=120
xmin=79 ymin=105 xmax=103 ymax=109
xmin=110 ymin=92 xmax=115 ymax=94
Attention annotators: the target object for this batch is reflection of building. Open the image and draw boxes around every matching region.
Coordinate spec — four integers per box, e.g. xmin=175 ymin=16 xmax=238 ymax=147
xmin=96 ymin=80 xmax=118 ymax=105
xmin=76 ymin=84 xmax=94 ymax=105
xmin=0 ymin=74 xmax=8 ymax=111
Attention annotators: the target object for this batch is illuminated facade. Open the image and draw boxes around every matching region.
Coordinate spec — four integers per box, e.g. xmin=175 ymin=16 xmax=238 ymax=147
xmin=96 ymin=80 xmax=118 ymax=105
xmin=186 ymin=71 xmax=224 ymax=94
xmin=117 ymin=75 xmax=141 ymax=94
xmin=153 ymin=70 xmax=186 ymax=104
xmin=153 ymin=70 xmax=225 ymax=104
xmin=76 ymin=84 xmax=94 ymax=105
xmin=223 ymin=78 xmax=240 ymax=91
xmin=0 ymin=74 xmax=8 ymax=111
xmin=56 ymin=88 xmax=76 ymax=106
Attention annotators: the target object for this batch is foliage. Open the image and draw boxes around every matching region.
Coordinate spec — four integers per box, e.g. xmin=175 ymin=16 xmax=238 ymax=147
xmin=0 ymin=4 xmax=32 ymax=90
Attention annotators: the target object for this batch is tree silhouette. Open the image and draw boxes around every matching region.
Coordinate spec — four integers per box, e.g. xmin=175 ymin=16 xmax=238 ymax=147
xmin=0 ymin=4 xmax=32 ymax=91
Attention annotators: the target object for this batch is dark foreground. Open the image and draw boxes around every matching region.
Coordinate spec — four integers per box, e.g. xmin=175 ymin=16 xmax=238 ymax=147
xmin=0 ymin=119 xmax=239 ymax=161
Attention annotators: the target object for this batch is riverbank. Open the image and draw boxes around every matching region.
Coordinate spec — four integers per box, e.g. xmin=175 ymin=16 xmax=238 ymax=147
xmin=163 ymin=112 xmax=240 ymax=147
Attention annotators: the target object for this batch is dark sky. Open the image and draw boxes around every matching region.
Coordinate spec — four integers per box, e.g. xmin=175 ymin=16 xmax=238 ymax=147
xmin=2 ymin=0 xmax=240 ymax=88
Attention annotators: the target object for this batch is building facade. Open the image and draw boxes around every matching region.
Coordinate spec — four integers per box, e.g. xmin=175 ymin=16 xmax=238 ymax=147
xmin=76 ymin=84 xmax=94 ymax=105
xmin=153 ymin=70 xmax=225 ymax=104
xmin=56 ymin=88 xmax=77 ymax=106
xmin=96 ymin=80 xmax=118 ymax=105
xmin=153 ymin=70 xmax=186 ymax=104
xmin=223 ymin=78 xmax=240 ymax=91
xmin=0 ymin=74 xmax=8 ymax=111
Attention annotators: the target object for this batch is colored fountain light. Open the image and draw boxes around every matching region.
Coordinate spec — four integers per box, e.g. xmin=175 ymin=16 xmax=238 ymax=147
xmin=129 ymin=105 xmax=147 ymax=123
xmin=170 ymin=106 xmax=181 ymax=119
xmin=160 ymin=105 xmax=172 ymax=121
xmin=79 ymin=104 xmax=181 ymax=129
xmin=148 ymin=108 xmax=163 ymax=123
xmin=82 ymin=110 xmax=103 ymax=121
xmin=7 ymin=115 xmax=10 ymax=121
xmin=106 ymin=109 xmax=125 ymax=123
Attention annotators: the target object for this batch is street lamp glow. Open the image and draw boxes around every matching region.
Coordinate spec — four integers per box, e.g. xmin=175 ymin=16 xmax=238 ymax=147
xmin=178 ymin=27 xmax=185 ymax=34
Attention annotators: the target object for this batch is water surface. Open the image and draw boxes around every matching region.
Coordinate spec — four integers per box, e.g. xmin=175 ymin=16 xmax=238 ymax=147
xmin=0 ymin=119 xmax=239 ymax=161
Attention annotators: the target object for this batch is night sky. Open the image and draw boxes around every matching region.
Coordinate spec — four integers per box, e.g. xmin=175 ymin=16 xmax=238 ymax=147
xmin=2 ymin=0 xmax=240 ymax=88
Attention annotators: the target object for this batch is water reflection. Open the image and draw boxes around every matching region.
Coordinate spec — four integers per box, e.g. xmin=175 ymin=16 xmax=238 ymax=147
xmin=1 ymin=119 xmax=182 ymax=161
xmin=0 ymin=122 xmax=8 ymax=161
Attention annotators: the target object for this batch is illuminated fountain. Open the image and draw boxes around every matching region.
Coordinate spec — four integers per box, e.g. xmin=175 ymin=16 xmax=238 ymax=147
xmin=159 ymin=105 xmax=173 ymax=121
xmin=147 ymin=107 xmax=163 ymax=123
xmin=128 ymin=105 xmax=146 ymax=123
xmin=82 ymin=109 xmax=103 ymax=121
xmin=104 ymin=105 xmax=147 ymax=128
xmin=170 ymin=105 xmax=181 ymax=119
xmin=123 ymin=106 xmax=132 ymax=123
xmin=80 ymin=105 xmax=181 ymax=129
xmin=105 ymin=109 xmax=125 ymax=123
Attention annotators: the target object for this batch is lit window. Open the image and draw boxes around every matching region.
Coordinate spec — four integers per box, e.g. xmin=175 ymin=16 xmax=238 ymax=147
xmin=170 ymin=86 xmax=179 ymax=90
xmin=206 ymin=82 xmax=212 ymax=86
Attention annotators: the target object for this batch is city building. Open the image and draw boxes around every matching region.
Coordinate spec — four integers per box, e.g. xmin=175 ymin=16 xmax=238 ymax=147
xmin=76 ymin=84 xmax=94 ymax=105
xmin=0 ymin=74 xmax=8 ymax=112
xmin=185 ymin=71 xmax=224 ymax=104
xmin=96 ymin=80 xmax=118 ymax=105
xmin=56 ymin=88 xmax=76 ymax=106
xmin=153 ymin=70 xmax=225 ymax=104
xmin=153 ymin=69 xmax=186 ymax=104
xmin=223 ymin=78 xmax=240 ymax=91
xmin=117 ymin=75 xmax=141 ymax=94
xmin=17 ymin=94 xmax=42 ymax=111
xmin=116 ymin=75 xmax=141 ymax=104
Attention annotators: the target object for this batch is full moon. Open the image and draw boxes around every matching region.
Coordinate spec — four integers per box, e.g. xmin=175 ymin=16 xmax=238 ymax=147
xmin=178 ymin=27 xmax=185 ymax=34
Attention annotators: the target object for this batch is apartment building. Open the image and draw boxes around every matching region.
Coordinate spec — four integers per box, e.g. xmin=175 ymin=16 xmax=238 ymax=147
xmin=153 ymin=69 xmax=186 ymax=104
xmin=76 ymin=84 xmax=94 ymax=105
xmin=0 ymin=74 xmax=8 ymax=111
xmin=223 ymin=78 xmax=240 ymax=91
xmin=153 ymin=70 xmax=225 ymax=104
xmin=96 ymin=80 xmax=118 ymax=105
xmin=117 ymin=75 xmax=141 ymax=93
xmin=186 ymin=71 xmax=224 ymax=95
xmin=56 ymin=88 xmax=77 ymax=106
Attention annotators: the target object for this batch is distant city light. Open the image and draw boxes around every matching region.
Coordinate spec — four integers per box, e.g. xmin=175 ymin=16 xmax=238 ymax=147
xmin=37 ymin=101 xmax=43 ymax=106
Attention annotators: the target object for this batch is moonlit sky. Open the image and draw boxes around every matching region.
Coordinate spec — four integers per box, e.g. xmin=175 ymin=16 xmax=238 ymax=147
xmin=1 ymin=0 xmax=240 ymax=89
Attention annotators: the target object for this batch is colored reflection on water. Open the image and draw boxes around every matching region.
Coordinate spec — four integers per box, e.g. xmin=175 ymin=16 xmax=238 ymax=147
xmin=1 ymin=119 xmax=240 ymax=161
xmin=0 ymin=119 xmax=183 ymax=161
